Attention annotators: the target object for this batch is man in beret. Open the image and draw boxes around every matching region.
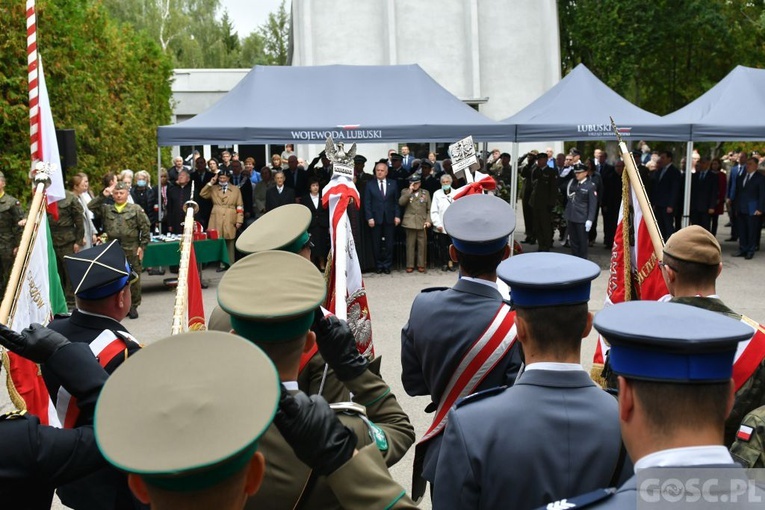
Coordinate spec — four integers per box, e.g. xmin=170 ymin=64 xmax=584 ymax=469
xmin=661 ymin=226 xmax=765 ymax=446
xmin=549 ymin=301 xmax=757 ymax=509
xmin=217 ymin=251 xmax=414 ymax=509
xmin=89 ymin=181 xmax=151 ymax=318
xmin=43 ymin=241 xmax=144 ymax=509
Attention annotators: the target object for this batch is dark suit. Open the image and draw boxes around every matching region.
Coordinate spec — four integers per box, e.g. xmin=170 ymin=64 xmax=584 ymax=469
xmin=230 ymin=172 xmax=254 ymax=220
xmin=651 ymin=163 xmax=682 ymax=240
xmin=401 ymin=279 xmax=524 ymax=482
xmin=690 ymin=170 xmax=719 ymax=232
xmin=363 ymin=178 xmax=400 ymax=271
xmin=735 ymin=171 xmax=765 ymax=256
xmin=283 ymin=167 xmax=310 ymax=198
xmin=265 ymin=186 xmax=296 ymax=212
xmin=165 ymin=182 xmax=196 ymax=234
xmin=434 ymin=369 xmax=629 ymax=510
xmin=601 ymin=167 xmax=621 ymax=247
xmin=302 ymin=193 xmax=330 ymax=260
xmin=401 ymin=154 xmax=414 ymax=171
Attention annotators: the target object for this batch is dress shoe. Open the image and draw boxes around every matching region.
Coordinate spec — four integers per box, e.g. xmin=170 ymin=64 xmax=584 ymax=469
xmin=216 ymin=266 xmax=228 ymax=272
xmin=442 ymin=265 xmax=449 ymax=272
xmin=376 ymin=268 xmax=383 ymax=274
xmin=128 ymin=306 xmax=139 ymax=319
xmin=449 ymin=265 xmax=457 ymax=272
xmin=746 ymin=253 xmax=754 ymax=260
xmin=724 ymin=222 xmax=732 ymax=227
xmin=406 ymin=267 xmax=414 ymax=273
xmin=383 ymin=268 xmax=391 ymax=274
xmin=417 ymin=267 xmax=426 ymax=273
xmin=725 ymin=237 xmax=738 ymax=242
xmin=732 ymin=251 xmax=745 ymax=257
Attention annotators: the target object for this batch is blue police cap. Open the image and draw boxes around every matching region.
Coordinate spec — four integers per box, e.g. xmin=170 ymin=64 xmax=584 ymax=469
xmin=443 ymin=194 xmax=515 ymax=255
xmin=498 ymin=252 xmax=600 ymax=307
xmin=594 ymin=301 xmax=752 ymax=383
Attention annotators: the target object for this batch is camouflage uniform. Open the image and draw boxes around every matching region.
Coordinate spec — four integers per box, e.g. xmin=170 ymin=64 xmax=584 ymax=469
xmin=88 ymin=194 xmax=151 ymax=308
xmin=0 ymin=192 xmax=24 ymax=296
xmin=730 ymin=405 xmax=765 ymax=468
xmin=48 ymin=190 xmax=85 ymax=307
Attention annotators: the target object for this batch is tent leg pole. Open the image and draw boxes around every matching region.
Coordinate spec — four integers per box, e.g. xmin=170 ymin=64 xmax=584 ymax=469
xmin=482 ymin=141 xmax=488 ymax=172
xmin=510 ymin=142 xmax=519 ymax=255
xmin=157 ymin=146 xmax=162 ymax=234
xmin=683 ymin=142 xmax=693 ymax=229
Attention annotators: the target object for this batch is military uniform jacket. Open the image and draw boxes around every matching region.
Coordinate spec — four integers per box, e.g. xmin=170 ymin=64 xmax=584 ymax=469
xmin=0 ymin=343 xmax=108 ymax=510
xmin=530 ymin=164 xmax=560 ymax=209
xmin=200 ymin=183 xmax=244 ymax=239
xmin=565 ymin=177 xmax=598 ymax=224
xmin=244 ymin=365 xmax=415 ymax=510
xmin=88 ymin=194 xmax=151 ymax=251
xmin=401 ymin=279 xmax=524 ymax=480
xmin=44 ymin=310 xmax=144 ymax=510
xmin=0 ymin=192 xmax=24 ymax=247
xmin=399 ymin=188 xmax=432 ymax=229
xmin=434 ymin=369 xmax=629 ymax=510
xmin=48 ymin=190 xmax=85 ymax=247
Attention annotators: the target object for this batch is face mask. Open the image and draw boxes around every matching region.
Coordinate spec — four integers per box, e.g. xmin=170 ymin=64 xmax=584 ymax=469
xmin=442 ymin=185 xmax=451 ymax=192
xmin=136 ymin=180 xmax=147 ymax=187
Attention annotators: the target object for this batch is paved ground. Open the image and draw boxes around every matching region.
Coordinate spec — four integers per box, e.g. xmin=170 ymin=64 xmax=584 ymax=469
xmin=3 ymin=217 xmax=764 ymax=509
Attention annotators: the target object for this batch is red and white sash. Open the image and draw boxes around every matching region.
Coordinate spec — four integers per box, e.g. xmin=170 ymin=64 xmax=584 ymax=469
xmin=56 ymin=330 xmax=128 ymax=428
xmin=733 ymin=316 xmax=765 ymax=392
xmin=419 ymin=303 xmax=517 ymax=444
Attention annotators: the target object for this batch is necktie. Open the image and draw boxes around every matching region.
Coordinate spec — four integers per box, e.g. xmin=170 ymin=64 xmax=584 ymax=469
xmin=744 ymin=174 xmax=750 ymax=187
xmin=379 ymin=180 xmax=384 ymax=196
xmin=222 ymin=184 xmax=228 ymax=193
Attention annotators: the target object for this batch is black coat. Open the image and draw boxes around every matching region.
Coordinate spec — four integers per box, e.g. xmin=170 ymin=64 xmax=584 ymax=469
xmin=283 ymin=167 xmax=311 ymax=198
xmin=265 ymin=186 xmax=296 ymax=212
xmin=165 ymin=182 xmax=197 ymax=234
xmin=0 ymin=343 xmax=109 ymax=510
xmin=130 ymin=186 xmax=158 ymax=225
xmin=690 ymin=171 xmax=719 ymax=213
xmin=230 ymin=173 xmax=253 ymax=218
xmin=651 ymin=164 xmax=682 ymax=208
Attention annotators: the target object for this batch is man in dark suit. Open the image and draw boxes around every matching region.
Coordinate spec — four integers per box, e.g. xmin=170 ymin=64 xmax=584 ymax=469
xmin=363 ymin=161 xmax=400 ymax=274
xmin=265 ymin=170 xmax=296 ymax=212
xmin=651 ymin=150 xmax=682 ymax=241
xmin=601 ymin=159 xmax=623 ymax=249
xmin=689 ymin=156 xmax=719 ymax=232
xmin=725 ymin=151 xmax=747 ymax=241
xmin=734 ymin=157 xmax=765 ymax=259
xmin=400 ymin=145 xmax=414 ymax=171
xmin=283 ymin=155 xmax=310 ymax=199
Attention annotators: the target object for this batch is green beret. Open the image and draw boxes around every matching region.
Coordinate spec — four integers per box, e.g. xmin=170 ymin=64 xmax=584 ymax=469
xmin=236 ymin=204 xmax=312 ymax=255
xmin=218 ymin=251 xmax=326 ymax=343
xmin=94 ymin=332 xmax=279 ymax=492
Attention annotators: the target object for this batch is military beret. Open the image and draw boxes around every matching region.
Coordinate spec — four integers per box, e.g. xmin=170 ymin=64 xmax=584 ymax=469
xmin=444 ymin=194 xmax=515 ymax=255
xmin=114 ymin=182 xmax=129 ymax=191
xmin=218 ymin=251 xmax=326 ymax=343
xmin=663 ymin=226 xmax=721 ymax=266
xmin=390 ymin=153 xmax=403 ymax=161
xmin=419 ymin=159 xmax=433 ymax=168
xmin=595 ymin=301 xmax=752 ymax=383
xmin=236 ymin=204 xmax=311 ymax=255
xmin=95 ymin=331 xmax=279 ymax=492
xmin=408 ymin=172 xmax=422 ymax=183
xmin=64 ymin=241 xmax=138 ymax=300
xmin=498 ymin=252 xmax=600 ymax=307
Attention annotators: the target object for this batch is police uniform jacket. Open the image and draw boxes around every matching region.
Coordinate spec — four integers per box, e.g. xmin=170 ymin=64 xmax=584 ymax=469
xmin=88 ymin=195 xmax=151 ymax=252
xmin=244 ymin=363 xmax=415 ymax=510
xmin=399 ymin=188 xmax=431 ymax=229
xmin=401 ymin=279 xmax=524 ymax=480
xmin=48 ymin=190 xmax=85 ymax=248
xmin=434 ymin=368 xmax=629 ymax=510
xmin=0 ymin=343 xmax=108 ymax=510
xmin=44 ymin=310 xmax=143 ymax=510
xmin=565 ymin=177 xmax=598 ymax=224
xmin=200 ymin=183 xmax=244 ymax=240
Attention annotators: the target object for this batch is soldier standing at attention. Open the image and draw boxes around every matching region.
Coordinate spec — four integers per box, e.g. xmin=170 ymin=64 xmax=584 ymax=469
xmin=48 ymin=188 xmax=85 ymax=309
xmin=565 ymin=163 xmax=598 ymax=259
xmin=88 ymin=182 xmax=150 ymax=319
xmin=529 ymin=152 xmax=559 ymax=252
xmin=0 ymin=172 xmax=23 ymax=296
xmin=399 ymin=171 xmax=431 ymax=273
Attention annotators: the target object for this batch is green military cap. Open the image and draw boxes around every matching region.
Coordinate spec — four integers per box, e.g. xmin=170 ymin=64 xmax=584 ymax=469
xmin=94 ymin=331 xmax=279 ymax=492
xmin=236 ymin=204 xmax=312 ymax=255
xmin=218 ymin=251 xmax=326 ymax=343
xmin=114 ymin=182 xmax=129 ymax=191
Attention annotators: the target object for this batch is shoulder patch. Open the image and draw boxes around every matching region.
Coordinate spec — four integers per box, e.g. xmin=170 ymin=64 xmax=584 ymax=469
xmin=455 ymin=385 xmax=507 ymax=409
xmin=737 ymin=424 xmax=754 ymax=442
xmin=539 ymin=488 xmax=616 ymax=510
xmin=420 ymin=286 xmax=449 ymax=294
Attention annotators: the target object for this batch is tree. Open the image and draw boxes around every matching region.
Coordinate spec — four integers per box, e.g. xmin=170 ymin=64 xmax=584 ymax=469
xmin=258 ymin=0 xmax=290 ymax=65
xmin=0 ymin=0 xmax=173 ymax=201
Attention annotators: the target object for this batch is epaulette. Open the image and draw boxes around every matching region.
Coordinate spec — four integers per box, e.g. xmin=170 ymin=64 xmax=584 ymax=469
xmin=0 ymin=410 xmax=28 ymax=421
xmin=331 ymin=402 xmax=389 ymax=451
xmin=537 ymin=488 xmax=616 ymax=510
xmin=455 ymin=385 xmax=507 ymax=409
xmin=420 ymin=286 xmax=449 ymax=293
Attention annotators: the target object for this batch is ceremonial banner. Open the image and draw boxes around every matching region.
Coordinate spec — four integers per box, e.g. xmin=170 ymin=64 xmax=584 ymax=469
xmin=33 ymin=58 xmax=66 ymax=204
xmin=186 ymin=245 xmax=206 ymax=331
xmin=4 ymin=212 xmax=67 ymax=426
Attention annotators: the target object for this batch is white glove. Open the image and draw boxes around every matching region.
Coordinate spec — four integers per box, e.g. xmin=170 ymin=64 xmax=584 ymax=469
xmin=585 ymin=220 xmax=592 ymax=232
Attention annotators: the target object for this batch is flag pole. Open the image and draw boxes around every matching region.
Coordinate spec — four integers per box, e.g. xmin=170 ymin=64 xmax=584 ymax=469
xmin=334 ymin=211 xmax=348 ymax=322
xmin=610 ymin=117 xmax=664 ymax=259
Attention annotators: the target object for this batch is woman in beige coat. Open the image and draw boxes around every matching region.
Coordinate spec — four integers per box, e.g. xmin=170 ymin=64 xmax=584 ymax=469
xmin=200 ymin=167 xmax=243 ymax=270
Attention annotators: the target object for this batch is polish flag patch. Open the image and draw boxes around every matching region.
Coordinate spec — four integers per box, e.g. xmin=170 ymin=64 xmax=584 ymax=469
xmin=737 ymin=424 xmax=754 ymax=442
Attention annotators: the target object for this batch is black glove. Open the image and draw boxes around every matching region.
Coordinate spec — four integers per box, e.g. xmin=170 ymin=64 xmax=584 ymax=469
xmin=274 ymin=385 xmax=357 ymax=476
xmin=313 ymin=313 xmax=369 ymax=381
xmin=0 ymin=323 xmax=70 ymax=364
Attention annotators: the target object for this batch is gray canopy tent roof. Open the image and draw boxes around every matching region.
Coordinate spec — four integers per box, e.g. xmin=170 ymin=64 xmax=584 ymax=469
xmin=157 ymin=64 xmax=509 ymax=145
xmin=662 ymin=65 xmax=765 ymax=141
xmin=500 ymin=64 xmax=688 ymax=142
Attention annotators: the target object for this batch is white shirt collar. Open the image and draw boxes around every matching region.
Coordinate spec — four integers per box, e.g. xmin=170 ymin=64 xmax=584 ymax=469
xmin=277 ymin=185 xmax=284 ymax=192
xmin=282 ymin=380 xmax=299 ymax=391
xmin=634 ymin=446 xmax=734 ymax=471
xmin=524 ymin=362 xmax=585 ymax=372
xmin=460 ymin=276 xmax=498 ymax=291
